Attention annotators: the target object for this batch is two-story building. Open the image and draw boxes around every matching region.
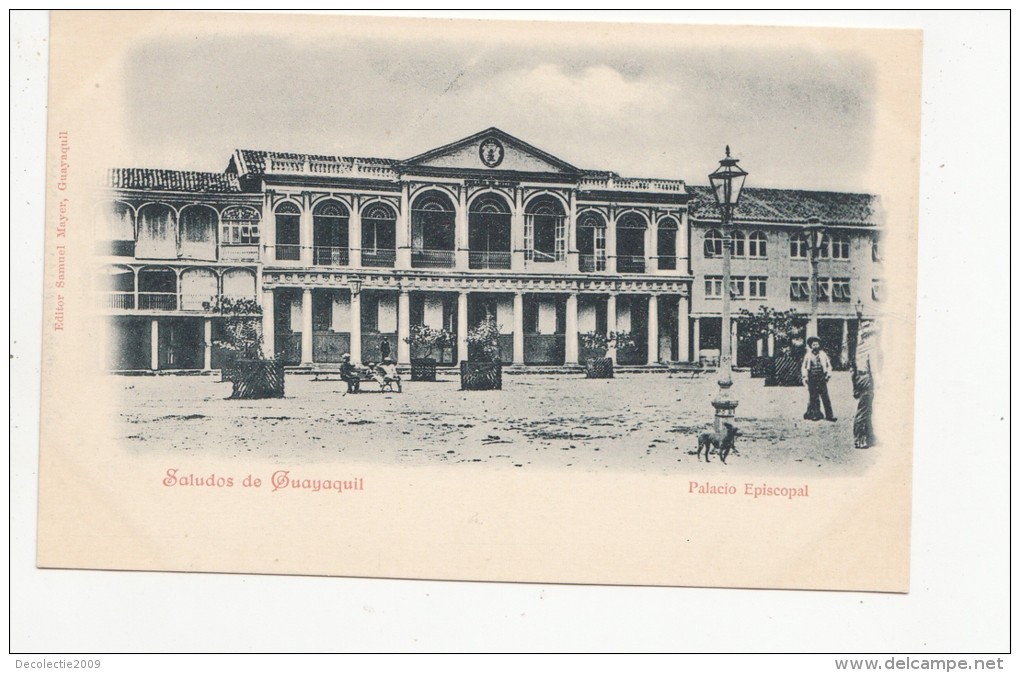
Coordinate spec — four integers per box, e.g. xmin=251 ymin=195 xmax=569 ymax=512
xmin=687 ymin=186 xmax=883 ymax=369
xmin=94 ymin=128 xmax=699 ymax=371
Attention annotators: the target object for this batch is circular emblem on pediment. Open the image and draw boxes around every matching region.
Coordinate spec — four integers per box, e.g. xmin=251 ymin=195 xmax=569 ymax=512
xmin=479 ymin=138 xmax=505 ymax=168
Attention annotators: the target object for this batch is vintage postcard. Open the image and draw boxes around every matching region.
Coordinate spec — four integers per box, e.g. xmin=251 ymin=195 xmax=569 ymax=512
xmin=37 ymin=11 xmax=921 ymax=591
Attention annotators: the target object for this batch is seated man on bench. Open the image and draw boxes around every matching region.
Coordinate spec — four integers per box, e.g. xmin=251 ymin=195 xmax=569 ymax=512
xmin=371 ymin=358 xmax=402 ymax=393
xmin=339 ymin=353 xmax=360 ymax=394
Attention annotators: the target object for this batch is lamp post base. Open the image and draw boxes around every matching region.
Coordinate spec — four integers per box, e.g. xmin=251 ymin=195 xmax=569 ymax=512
xmin=712 ymin=370 xmax=739 ymax=433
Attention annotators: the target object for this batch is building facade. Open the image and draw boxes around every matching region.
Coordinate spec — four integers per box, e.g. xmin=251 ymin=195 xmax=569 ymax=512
xmin=92 ymin=127 xmax=881 ymax=372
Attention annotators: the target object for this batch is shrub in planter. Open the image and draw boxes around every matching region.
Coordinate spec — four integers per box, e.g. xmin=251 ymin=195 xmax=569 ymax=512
xmin=212 ymin=298 xmax=284 ymax=399
xmin=403 ymin=324 xmax=455 ymax=382
xmin=462 ymin=316 xmax=502 ymax=390
xmin=579 ymin=331 xmax=634 ymax=379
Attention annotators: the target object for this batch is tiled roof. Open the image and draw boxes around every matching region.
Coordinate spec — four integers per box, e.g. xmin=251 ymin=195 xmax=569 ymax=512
xmin=688 ymin=186 xmax=880 ymax=226
xmin=107 ymin=168 xmax=242 ymax=193
xmin=234 ymin=149 xmax=398 ymax=176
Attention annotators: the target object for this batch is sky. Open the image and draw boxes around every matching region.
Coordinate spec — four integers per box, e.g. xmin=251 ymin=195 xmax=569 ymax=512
xmin=114 ymin=13 xmax=879 ymax=193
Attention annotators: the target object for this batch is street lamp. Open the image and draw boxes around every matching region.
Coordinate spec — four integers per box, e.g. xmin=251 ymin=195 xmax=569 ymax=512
xmin=802 ymin=218 xmax=825 ymax=339
xmin=708 ymin=146 xmax=748 ymax=432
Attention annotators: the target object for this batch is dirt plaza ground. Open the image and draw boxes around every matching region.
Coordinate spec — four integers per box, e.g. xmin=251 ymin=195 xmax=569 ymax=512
xmin=107 ymin=368 xmax=876 ymax=476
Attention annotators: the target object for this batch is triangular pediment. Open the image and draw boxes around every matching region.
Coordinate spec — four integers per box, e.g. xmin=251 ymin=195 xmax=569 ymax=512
xmin=401 ymin=127 xmax=580 ymax=176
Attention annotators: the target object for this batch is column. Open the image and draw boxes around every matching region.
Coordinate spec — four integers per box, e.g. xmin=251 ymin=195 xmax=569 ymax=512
xmin=768 ymin=333 xmax=776 ymax=357
xmin=566 ymin=190 xmax=579 ymax=272
xmin=757 ymin=338 xmax=764 ymax=357
xmin=300 ymin=192 xmax=313 ymax=266
xmin=730 ymin=319 xmax=739 ymax=368
xmin=301 ymin=288 xmax=313 ymax=365
xmin=350 ymin=290 xmax=362 ymax=364
xmin=565 ymin=293 xmax=579 ymax=365
xmin=692 ymin=317 xmax=701 ymax=364
xmin=606 ymin=293 xmax=618 ymax=362
xmin=203 ymin=318 xmax=212 ymax=371
xmin=150 ymin=319 xmax=159 ymax=371
xmin=606 ymin=212 xmax=618 ymax=274
xmin=677 ymin=294 xmax=689 ymax=363
xmin=511 ymin=188 xmax=526 ymax=271
xmin=262 ymin=191 xmax=276 ymax=263
xmin=396 ymin=184 xmax=411 ymax=268
xmin=677 ymin=210 xmax=689 ymax=274
xmin=647 ymin=294 xmax=659 ymax=364
xmin=513 ymin=292 xmax=524 ymax=365
xmin=262 ymin=289 xmax=275 ymax=359
xmin=840 ymin=318 xmax=850 ymax=368
xmin=397 ymin=290 xmax=411 ymax=365
xmin=647 ymin=218 xmax=658 ymax=274
xmin=455 ymin=187 xmax=469 ymax=270
xmin=457 ymin=291 xmax=469 ymax=363
xmin=349 ymin=195 xmax=362 ymax=268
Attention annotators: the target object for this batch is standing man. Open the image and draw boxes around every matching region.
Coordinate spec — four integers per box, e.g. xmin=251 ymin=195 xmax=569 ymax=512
xmin=801 ymin=336 xmax=836 ymax=422
xmin=379 ymin=339 xmax=391 ymax=363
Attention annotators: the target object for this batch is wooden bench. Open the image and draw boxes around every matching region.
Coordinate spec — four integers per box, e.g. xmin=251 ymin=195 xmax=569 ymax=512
xmin=312 ymin=366 xmax=402 ymax=392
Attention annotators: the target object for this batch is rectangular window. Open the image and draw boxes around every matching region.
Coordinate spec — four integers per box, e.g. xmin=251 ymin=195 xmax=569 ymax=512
xmin=817 ymin=277 xmax=831 ymax=302
xmin=790 ymin=276 xmax=810 ymax=301
xmin=748 ymin=276 xmax=767 ymax=298
xmin=872 ymin=278 xmax=885 ymax=302
xmin=832 ymin=278 xmax=851 ymax=302
xmin=705 ymin=276 xmax=723 ymax=298
xmin=730 ymin=276 xmax=746 ymax=299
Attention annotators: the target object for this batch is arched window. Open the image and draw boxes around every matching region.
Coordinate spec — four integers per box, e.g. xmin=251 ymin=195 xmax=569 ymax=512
xmin=411 ymin=191 xmax=457 ymax=268
xmin=313 ymin=201 xmax=350 ymax=265
xmin=94 ymin=265 xmax=135 ymax=309
xmin=179 ymin=205 xmax=218 ymax=261
xmin=657 ymin=216 xmax=679 ymax=270
xmin=136 ymin=204 xmax=177 ymax=259
xmin=222 ymin=268 xmax=257 ymax=301
xmin=361 ymin=203 xmax=396 ymax=267
xmin=180 ymin=267 xmax=218 ymax=310
xmin=615 ymin=212 xmax=647 ymax=273
xmin=468 ymin=195 xmax=511 ymax=269
xmin=704 ymin=229 xmax=725 ymax=258
xmin=748 ymin=230 xmax=768 ymax=258
xmin=221 ymin=206 xmax=260 ymax=246
xmin=830 ymin=233 xmax=851 ymax=260
xmin=731 ymin=229 xmax=747 ymax=258
xmin=274 ymin=202 xmax=301 ymax=261
xmin=137 ymin=266 xmax=178 ymax=310
xmin=790 ymin=231 xmax=810 ymax=259
xmin=577 ymin=211 xmax=607 ymax=272
xmin=524 ymin=196 xmax=566 ymax=263
xmin=95 ymin=202 xmax=135 ymax=256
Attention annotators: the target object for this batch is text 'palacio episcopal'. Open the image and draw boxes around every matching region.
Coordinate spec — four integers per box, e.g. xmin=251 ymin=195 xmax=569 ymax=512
xmin=92 ymin=127 xmax=883 ymax=372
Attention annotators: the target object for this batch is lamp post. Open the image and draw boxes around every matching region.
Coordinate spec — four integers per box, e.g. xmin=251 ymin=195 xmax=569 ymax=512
xmin=803 ymin=218 xmax=825 ymax=339
xmin=708 ymin=146 xmax=748 ymax=432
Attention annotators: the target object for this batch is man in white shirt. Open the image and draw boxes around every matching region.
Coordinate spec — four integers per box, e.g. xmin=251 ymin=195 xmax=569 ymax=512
xmin=801 ymin=336 xmax=836 ymax=422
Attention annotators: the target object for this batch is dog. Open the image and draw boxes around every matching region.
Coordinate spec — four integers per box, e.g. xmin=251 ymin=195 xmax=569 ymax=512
xmin=697 ymin=422 xmax=740 ymax=464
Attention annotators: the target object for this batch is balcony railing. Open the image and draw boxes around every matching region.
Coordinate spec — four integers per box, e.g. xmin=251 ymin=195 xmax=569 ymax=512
xmin=96 ymin=292 xmax=135 ymax=309
xmin=616 ymin=255 xmax=646 ymax=273
xmin=579 ymin=254 xmax=607 ymax=272
xmin=273 ymin=244 xmax=301 ymax=261
xmin=579 ymin=176 xmax=686 ymax=193
xmin=469 ymin=250 xmax=512 ymax=269
xmin=657 ymin=255 xmax=677 ymax=271
xmin=180 ymin=294 xmax=220 ymax=311
xmin=313 ymin=246 xmax=350 ymax=266
xmin=411 ymin=249 xmax=456 ymax=268
xmin=220 ymin=244 xmax=260 ymax=263
xmin=361 ymin=248 xmax=396 ymax=268
xmin=138 ymin=292 xmax=178 ymax=311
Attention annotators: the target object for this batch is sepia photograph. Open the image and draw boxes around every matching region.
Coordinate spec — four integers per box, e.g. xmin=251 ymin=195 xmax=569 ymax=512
xmin=38 ymin=10 xmax=921 ymax=598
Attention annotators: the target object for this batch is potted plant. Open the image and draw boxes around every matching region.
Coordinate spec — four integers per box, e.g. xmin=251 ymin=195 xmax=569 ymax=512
xmin=403 ymin=324 xmax=455 ymax=382
xmin=461 ymin=316 xmax=502 ymax=390
xmin=579 ymin=330 xmax=634 ymax=378
xmin=738 ymin=306 xmax=807 ymax=386
xmin=213 ymin=297 xmax=284 ymax=399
